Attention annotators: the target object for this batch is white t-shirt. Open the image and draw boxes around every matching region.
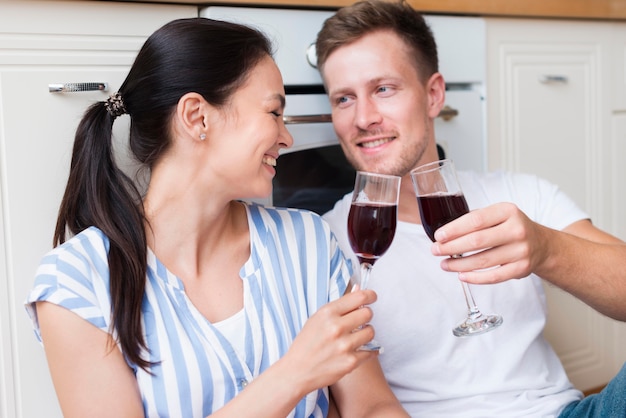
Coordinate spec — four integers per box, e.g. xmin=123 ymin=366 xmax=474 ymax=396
xmin=324 ymin=170 xmax=586 ymax=417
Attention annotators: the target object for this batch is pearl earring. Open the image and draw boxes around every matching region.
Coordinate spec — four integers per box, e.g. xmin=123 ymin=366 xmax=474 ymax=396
xmin=199 ymin=133 xmax=206 ymax=141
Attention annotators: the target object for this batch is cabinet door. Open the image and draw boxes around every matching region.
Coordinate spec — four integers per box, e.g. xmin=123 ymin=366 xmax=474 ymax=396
xmin=612 ymin=24 xmax=626 ymax=242
xmin=486 ymin=18 xmax=625 ymax=392
xmin=612 ymin=24 xmax=626 ymax=111
xmin=0 ymin=2 xmax=197 ymax=417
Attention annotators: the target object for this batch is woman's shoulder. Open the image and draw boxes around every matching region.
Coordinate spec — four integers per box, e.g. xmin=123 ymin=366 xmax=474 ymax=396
xmin=244 ymin=201 xmax=332 ymax=238
xmin=27 ymin=226 xmax=113 ymax=340
xmin=245 ymin=201 xmax=325 ymax=222
xmin=47 ymin=226 xmax=109 ymax=256
xmin=39 ymin=226 xmax=110 ymax=276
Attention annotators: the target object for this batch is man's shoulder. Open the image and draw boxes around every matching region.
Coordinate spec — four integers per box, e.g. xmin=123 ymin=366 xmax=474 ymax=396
xmin=459 ymin=169 xmax=549 ymax=197
xmin=322 ymin=192 xmax=352 ymax=223
xmin=459 ymin=169 xmax=546 ymax=184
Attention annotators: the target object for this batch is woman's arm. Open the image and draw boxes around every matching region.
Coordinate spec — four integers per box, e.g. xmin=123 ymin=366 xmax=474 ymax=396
xmin=210 ymin=289 xmax=381 ymax=417
xmin=327 ymin=276 xmax=408 ymax=417
xmin=37 ymin=301 xmax=144 ymax=418
xmin=38 ymin=289 xmax=382 ymax=418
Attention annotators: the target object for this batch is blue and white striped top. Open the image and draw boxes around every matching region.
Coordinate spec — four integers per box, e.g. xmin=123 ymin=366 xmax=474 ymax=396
xmin=25 ymin=203 xmax=352 ymax=418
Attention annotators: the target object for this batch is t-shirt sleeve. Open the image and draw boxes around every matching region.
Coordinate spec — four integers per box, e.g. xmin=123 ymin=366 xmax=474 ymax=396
xmin=530 ymin=175 xmax=589 ymax=230
xmin=504 ymin=172 xmax=589 ymax=230
xmin=24 ymin=229 xmax=113 ymax=343
xmin=463 ymin=171 xmax=589 ymax=231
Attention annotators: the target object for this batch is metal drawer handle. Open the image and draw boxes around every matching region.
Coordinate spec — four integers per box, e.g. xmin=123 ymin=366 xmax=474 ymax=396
xmin=49 ymin=82 xmax=109 ymax=93
xmin=438 ymin=105 xmax=459 ymax=121
xmin=283 ymin=114 xmax=332 ymax=124
xmin=539 ymin=75 xmax=568 ymax=84
xmin=284 ymin=107 xmax=459 ymax=124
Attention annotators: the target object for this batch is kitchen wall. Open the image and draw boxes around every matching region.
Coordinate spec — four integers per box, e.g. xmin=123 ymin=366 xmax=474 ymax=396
xmin=130 ymin=0 xmax=626 ymax=20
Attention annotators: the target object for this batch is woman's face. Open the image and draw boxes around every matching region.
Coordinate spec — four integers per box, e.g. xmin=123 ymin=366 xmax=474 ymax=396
xmin=207 ymin=55 xmax=293 ymax=200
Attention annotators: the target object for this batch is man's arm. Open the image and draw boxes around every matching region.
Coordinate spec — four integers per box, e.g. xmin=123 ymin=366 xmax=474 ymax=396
xmin=331 ymin=357 xmax=409 ymax=418
xmin=432 ymin=202 xmax=626 ymax=321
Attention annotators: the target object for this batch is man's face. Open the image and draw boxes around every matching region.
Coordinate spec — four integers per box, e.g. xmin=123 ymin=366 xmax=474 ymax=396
xmin=321 ymin=30 xmax=444 ymax=177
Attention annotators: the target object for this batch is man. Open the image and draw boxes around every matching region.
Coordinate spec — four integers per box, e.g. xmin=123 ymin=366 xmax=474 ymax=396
xmin=315 ymin=0 xmax=626 ymax=416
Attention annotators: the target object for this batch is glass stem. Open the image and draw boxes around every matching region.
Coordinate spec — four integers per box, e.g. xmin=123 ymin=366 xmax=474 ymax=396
xmin=359 ymin=262 xmax=373 ymax=290
xmin=452 ymin=254 xmax=483 ymax=321
xmin=459 ymin=281 xmax=483 ymax=320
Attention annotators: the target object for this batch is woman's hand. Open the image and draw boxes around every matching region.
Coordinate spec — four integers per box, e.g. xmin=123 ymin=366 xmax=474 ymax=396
xmin=278 ymin=289 xmax=379 ymax=395
xmin=206 ymin=289 xmax=381 ymax=418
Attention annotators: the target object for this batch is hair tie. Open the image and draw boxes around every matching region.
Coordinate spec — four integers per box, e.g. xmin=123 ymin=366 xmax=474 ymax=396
xmin=105 ymin=92 xmax=127 ymax=119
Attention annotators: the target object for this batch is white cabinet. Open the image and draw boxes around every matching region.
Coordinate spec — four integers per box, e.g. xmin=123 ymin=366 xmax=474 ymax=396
xmin=612 ymin=25 xmax=626 ymax=111
xmin=611 ymin=25 xmax=626 ymax=244
xmin=486 ymin=17 xmax=626 ymax=392
xmin=0 ymin=2 xmax=197 ymax=417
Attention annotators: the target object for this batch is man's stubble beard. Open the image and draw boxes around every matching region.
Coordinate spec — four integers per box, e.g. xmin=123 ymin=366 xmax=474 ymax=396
xmin=341 ymin=128 xmax=431 ymax=178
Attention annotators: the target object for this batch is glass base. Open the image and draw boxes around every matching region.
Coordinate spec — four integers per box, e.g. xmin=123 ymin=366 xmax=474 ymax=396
xmin=453 ymin=314 xmax=503 ymax=337
xmin=358 ymin=339 xmax=384 ymax=353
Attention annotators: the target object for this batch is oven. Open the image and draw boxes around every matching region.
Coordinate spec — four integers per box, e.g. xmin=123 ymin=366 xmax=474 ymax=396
xmin=200 ymin=6 xmax=486 ymax=214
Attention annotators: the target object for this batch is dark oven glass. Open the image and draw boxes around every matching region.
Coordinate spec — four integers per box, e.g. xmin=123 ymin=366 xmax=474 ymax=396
xmin=273 ymin=144 xmax=356 ymax=215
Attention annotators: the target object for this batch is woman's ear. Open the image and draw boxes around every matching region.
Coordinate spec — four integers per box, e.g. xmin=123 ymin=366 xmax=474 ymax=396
xmin=426 ymin=72 xmax=446 ymax=119
xmin=176 ymin=92 xmax=209 ymax=142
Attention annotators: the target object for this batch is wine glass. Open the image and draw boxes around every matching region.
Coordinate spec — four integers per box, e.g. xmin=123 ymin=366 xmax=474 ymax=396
xmin=347 ymin=171 xmax=401 ymax=351
xmin=410 ymin=159 xmax=503 ymax=337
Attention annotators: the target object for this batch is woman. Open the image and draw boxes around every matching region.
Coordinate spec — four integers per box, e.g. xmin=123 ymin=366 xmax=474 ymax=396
xmin=25 ymin=18 xmax=408 ymax=418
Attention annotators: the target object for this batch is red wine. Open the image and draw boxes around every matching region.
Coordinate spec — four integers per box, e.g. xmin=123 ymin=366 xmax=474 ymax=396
xmin=347 ymin=203 xmax=397 ymax=264
xmin=418 ymin=193 xmax=469 ymax=242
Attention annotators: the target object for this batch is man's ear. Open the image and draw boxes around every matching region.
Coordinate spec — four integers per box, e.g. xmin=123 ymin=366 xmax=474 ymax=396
xmin=426 ymin=72 xmax=446 ymax=119
xmin=176 ymin=92 xmax=209 ymax=141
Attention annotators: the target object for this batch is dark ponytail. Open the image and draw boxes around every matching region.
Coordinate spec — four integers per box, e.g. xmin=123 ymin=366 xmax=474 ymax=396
xmin=53 ymin=17 xmax=272 ymax=371
xmin=54 ymin=101 xmax=150 ymax=370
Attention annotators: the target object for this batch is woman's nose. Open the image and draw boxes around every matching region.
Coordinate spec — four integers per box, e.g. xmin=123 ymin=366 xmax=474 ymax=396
xmin=278 ymin=123 xmax=294 ymax=149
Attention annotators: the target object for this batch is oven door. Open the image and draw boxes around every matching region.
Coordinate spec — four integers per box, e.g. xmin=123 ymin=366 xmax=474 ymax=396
xmin=200 ymin=7 xmax=487 ymax=214
xmin=281 ymin=90 xmax=336 ymax=154
xmin=200 ymin=7 xmax=333 ymax=87
xmin=200 ymin=6 xmax=339 ymax=159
